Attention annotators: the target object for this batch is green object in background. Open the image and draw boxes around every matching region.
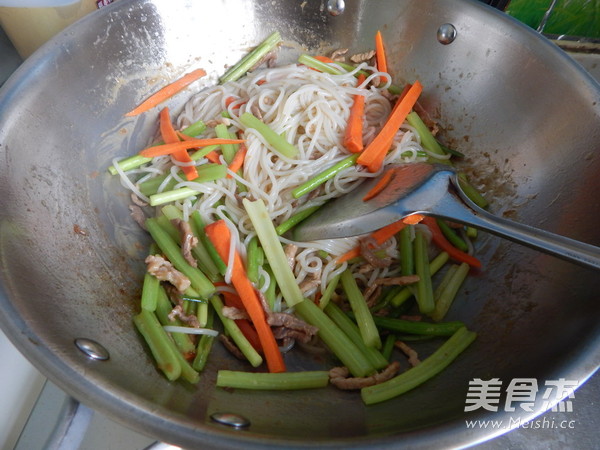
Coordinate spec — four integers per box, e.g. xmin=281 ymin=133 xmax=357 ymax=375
xmin=505 ymin=0 xmax=553 ymax=29
xmin=506 ymin=0 xmax=600 ymax=39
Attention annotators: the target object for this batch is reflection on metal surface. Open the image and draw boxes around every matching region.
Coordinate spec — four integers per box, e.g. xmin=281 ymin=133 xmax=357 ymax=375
xmin=210 ymin=412 xmax=251 ymax=428
xmin=436 ymin=23 xmax=457 ymax=45
xmin=74 ymin=338 xmax=110 ymax=361
xmin=326 ymin=0 xmax=345 ymax=16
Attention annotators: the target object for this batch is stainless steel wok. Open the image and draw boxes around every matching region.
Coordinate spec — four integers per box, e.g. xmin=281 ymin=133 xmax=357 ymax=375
xmin=0 ymin=0 xmax=599 ymax=448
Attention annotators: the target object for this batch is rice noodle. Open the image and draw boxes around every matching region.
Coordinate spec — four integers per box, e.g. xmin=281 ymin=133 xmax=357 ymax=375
xmin=118 ymin=63 xmax=429 ymax=304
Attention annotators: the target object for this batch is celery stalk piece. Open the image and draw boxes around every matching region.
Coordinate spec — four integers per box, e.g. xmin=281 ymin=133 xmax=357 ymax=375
xmin=340 ymin=270 xmax=382 ymax=349
xmin=150 ymin=188 xmax=199 ymax=206
xmin=133 ymin=310 xmax=181 ymax=381
xmin=141 ymin=245 xmax=161 ymax=312
xmin=161 ymin=205 xmax=220 ymax=281
xmin=161 ymin=204 xmax=183 ymax=220
xmin=193 ymin=305 xmax=215 ymax=371
xmin=196 ymin=301 xmax=208 ymax=328
xmin=155 ymin=215 xmax=180 ymax=242
xmin=154 ymin=286 xmax=196 ymax=357
xmin=263 ymin=265 xmax=277 ymax=310
xmin=246 ymin=236 xmax=262 ymax=284
xmin=275 ymin=205 xmax=322 ymax=235
xmin=399 ymin=226 xmax=414 ymax=276
xmin=141 ymin=272 xmax=160 ymax=312
xmin=146 ymin=217 xmax=215 ymax=298
xmin=190 ymin=211 xmax=227 ymax=276
xmin=414 ymin=230 xmax=435 ymax=314
xmin=432 ymin=262 xmax=470 ymax=322
xmin=217 ymin=370 xmax=330 ymax=390
xmin=361 ymin=327 xmax=476 ymax=405
xmin=381 ymin=333 xmax=396 ymax=361
xmin=406 ymin=111 xmax=449 ymax=165
xmin=220 ymin=31 xmax=282 ymax=84
xmin=297 ymin=54 xmax=344 ymax=75
xmin=108 ymin=119 xmax=206 ymax=174
xmin=215 ymin=123 xmax=236 ymax=164
xmin=318 ymin=272 xmax=341 ymax=310
xmin=436 ymin=219 xmax=468 ymax=252
xmin=357 ymin=313 xmax=465 ymax=336
xmin=209 ymin=295 xmax=263 ymax=367
xmin=325 ymin=302 xmax=388 ymax=370
xmin=457 ymin=173 xmax=488 ymax=209
xmin=390 ymin=252 xmax=449 ymax=308
xmin=294 ymin=299 xmax=376 ymax=377
xmin=291 ymin=154 xmax=359 ymax=199
xmin=243 ymin=198 xmax=304 ymax=307
xmin=433 ymin=265 xmax=459 ymax=303
xmin=239 ymin=112 xmax=298 ymax=159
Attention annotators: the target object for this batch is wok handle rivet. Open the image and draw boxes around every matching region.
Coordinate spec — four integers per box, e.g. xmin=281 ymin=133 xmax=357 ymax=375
xmin=437 ymin=23 xmax=457 ymax=45
xmin=210 ymin=412 xmax=251 ymax=428
xmin=74 ymin=338 xmax=110 ymax=361
xmin=327 ymin=0 xmax=345 ymax=16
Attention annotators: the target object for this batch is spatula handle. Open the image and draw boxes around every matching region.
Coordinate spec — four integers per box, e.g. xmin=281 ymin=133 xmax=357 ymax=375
xmin=432 ymin=180 xmax=600 ymax=270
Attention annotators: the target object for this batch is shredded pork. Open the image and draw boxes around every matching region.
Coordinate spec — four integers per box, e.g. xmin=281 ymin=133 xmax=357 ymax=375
xmin=363 ymin=275 xmax=421 ymax=302
xmin=145 ymin=254 xmax=191 ymax=293
xmin=168 ymin=304 xmax=200 ymax=328
xmin=359 ymin=236 xmax=393 ymax=268
xmin=221 ymin=306 xmax=249 ymax=321
xmin=329 ymin=361 xmax=401 ymax=390
xmin=219 ymin=335 xmax=246 ymax=360
xmin=395 ymin=341 xmax=421 ymax=367
xmin=329 ymin=48 xmax=348 ymax=61
xmin=129 ymin=205 xmax=147 ymax=230
xmin=171 ymin=218 xmax=198 ymax=267
xmin=284 ymin=244 xmax=298 ymax=270
xmin=350 ymin=50 xmax=376 ymax=64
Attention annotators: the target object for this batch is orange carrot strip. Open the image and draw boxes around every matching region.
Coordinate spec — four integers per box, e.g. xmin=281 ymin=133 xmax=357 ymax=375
xmin=422 ymin=216 xmax=482 ymax=268
xmin=176 ymin=132 xmax=222 ymax=163
xmin=205 ymin=220 xmax=286 ymax=373
xmin=362 ymin=167 xmax=394 ymax=201
xmin=397 ymin=83 xmax=412 ymax=102
xmin=204 ymin=151 xmax=222 ymax=164
xmin=370 ymin=219 xmax=408 ymax=244
xmin=336 ymin=219 xmax=408 ymax=264
xmin=139 ymin=138 xmax=244 ymax=158
xmin=225 ymin=96 xmax=245 ymax=110
xmin=343 ymin=73 xmax=366 ymax=153
xmin=336 ymin=248 xmax=361 ymax=264
xmin=221 ymin=290 xmax=263 ymax=353
xmin=176 ymin=131 xmax=222 ymax=163
xmin=226 ymin=143 xmax=248 ymax=178
xmin=314 ymin=55 xmax=335 ymax=64
xmin=375 ymin=31 xmax=388 ymax=73
xmin=160 ymin=108 xmax=199 ymax=181
xmin=125 ymin=68 xmax=207 ymax=117
xmin=402 ymin=213 xmax=425 ymax=225
xmin=357 ymin=81 xmax=423 ymax=173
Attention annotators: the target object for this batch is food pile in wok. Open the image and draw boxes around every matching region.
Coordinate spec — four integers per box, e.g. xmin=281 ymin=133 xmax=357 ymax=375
xmin=111 ymin=31 xmax=482 ymax=405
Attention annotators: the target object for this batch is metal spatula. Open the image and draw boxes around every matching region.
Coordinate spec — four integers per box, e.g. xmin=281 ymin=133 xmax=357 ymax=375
xmin=293 ymin=163 xmax=600 ymax=270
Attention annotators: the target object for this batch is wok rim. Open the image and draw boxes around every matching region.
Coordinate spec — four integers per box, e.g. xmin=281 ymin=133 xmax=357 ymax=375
xmin=0 ymin=0 xmax=598 ymax=448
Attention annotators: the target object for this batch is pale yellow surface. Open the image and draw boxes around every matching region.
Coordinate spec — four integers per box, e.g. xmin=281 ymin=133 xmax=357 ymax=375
xmin=0 ymin=1 xmax=97 ymax=58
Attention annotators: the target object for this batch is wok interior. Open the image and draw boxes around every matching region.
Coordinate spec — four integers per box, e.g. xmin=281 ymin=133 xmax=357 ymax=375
xmin=0 ymin=0 xmax=599 ymax=447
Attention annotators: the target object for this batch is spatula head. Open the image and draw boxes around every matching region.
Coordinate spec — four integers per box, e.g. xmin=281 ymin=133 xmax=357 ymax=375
xmin=293 ymin=163 xmax=456 ymax=241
